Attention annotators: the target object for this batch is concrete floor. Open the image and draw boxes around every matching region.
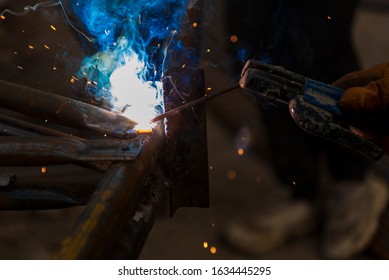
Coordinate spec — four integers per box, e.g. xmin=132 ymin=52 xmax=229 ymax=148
xmin=0 ymin=1 xmax=388 ymax=260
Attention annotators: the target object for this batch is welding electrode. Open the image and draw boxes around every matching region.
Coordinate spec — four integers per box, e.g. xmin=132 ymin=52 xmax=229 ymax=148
xmin=150 ymin=83 xmax=240 ymax=123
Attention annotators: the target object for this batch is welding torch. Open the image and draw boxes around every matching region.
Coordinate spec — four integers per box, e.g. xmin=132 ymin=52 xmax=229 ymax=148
xmin=151 ymin=60 xmax=387 ymax=160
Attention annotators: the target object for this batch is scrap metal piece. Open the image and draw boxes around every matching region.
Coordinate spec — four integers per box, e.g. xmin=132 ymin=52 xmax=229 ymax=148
xmin=0 ymin=136 xmax=142 ymax=165
xmin=162 ymin=67 xmax=209 ymax=215
xmin=0 ymin=80 xmax=137 ymax=138
xmin=54 ymin=124 xmax=164 ymax=259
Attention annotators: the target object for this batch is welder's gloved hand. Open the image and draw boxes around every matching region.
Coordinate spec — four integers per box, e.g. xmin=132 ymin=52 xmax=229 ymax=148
xmin=334 ymin=62 xmax=389 ymax=112
xmin=333 ymin=62 xmax=389 ymax=153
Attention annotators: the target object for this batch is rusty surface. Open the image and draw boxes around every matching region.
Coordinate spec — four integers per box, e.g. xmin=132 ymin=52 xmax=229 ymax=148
xmin=54 ymin=123 xmax=164 ymax=259
xmin=110 ymin=165 xmax=166 ymax=259
xmin=0 ymin=108 xmax=84 ymax=139
xmin=163 ymin=67 xmax=209 ymax=216
xmin=0 ymin=80 xmax=137 ymax=138
xmin=0 ymin=136 xmax=142 ymax=165
xmin=0 ymin=122 xmax=38 ymax=137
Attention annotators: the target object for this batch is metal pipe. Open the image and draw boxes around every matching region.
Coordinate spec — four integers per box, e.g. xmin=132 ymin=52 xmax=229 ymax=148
xmin=53 ymin=123 xmax=164 ymax=259
xmin=0 ymin=136 xmax=142 ymax=165
xmin=0 ymin=80 xmax=137 ymax=138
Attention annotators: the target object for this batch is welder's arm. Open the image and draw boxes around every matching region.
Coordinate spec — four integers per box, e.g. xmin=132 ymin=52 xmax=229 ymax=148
xmin=333 ymin=62 xmax=389 ymax=152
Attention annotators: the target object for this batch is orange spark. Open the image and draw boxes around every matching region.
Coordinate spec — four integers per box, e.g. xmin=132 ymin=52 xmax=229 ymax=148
xmin=237 ymin=148 xmax=244 ymax=156
xmin=41 ymin=167 xmax=47 ymax=174
xmin=28 ymin=45 xmax=34 ymax=50
xmin=230 ymin=35 xmax=238 ymax=43
xmin=210 ymin=246 xmax=217 ymax=254
xmin=0 ymin=15 xmax=5 ymax=20
xmin=227 ymin=170 xmax=237 ymax=180
xmin=192 ymin=22 xmax=198 ymax=28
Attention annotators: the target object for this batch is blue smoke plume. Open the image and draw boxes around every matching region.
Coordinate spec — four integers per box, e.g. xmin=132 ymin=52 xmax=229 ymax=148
xmin=69 ymin=0 xmax=189 ymax=103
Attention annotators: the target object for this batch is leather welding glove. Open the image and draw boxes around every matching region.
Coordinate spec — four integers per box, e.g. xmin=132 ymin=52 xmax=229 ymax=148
xmin=334 ymin=62 xmax=389 ymax=112
xmin=333 ymin=62 xmax=389 ymax=152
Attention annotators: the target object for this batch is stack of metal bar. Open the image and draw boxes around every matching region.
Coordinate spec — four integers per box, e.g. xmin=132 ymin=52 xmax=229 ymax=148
xmin=0 ymin=80 xmax=166 ymax=259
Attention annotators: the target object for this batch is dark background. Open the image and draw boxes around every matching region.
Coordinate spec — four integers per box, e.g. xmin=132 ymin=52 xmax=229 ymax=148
xmin=0 ymin=0 xmax=388 ymax=259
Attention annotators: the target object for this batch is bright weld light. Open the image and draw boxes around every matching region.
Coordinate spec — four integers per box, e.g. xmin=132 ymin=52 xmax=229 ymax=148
xmin=110 ymin=55 xmax=162 ymax=131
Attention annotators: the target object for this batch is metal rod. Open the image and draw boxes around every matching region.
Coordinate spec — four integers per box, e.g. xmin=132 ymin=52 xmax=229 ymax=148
xmin=0 ymin=121 xmax=38 ymax=137
xmin=0 ymin=80 xmax=137 ymax=138
xmin=151 ymin=83 xmax=240 ymax=123
xmin=0 ymin=108 xmax=84 ymax=139
xmin=53 ymin=123 xmax=164 ymax=259
xmin=0 ymin=136 xmax=142 ymax=165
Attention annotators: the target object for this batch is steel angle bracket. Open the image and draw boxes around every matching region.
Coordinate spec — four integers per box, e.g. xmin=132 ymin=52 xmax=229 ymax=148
xmin=162 ymin=67 xmax=210 ymax=216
